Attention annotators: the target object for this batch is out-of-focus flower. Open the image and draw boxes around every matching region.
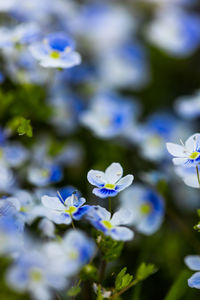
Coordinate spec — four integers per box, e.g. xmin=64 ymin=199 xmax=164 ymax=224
xmin=38 ymin=218 xmax=55 ymax=238
xmin=175 ymin=90 xmax=200 ymax=119
xmin=175 ymin=165 xmax=200 ymax=188
xmin=7 ymin=249 xmax=68 ymax=300
xmin=166 ymin=133 xmax=200 ymax=167
xmin=98 ymin=43 xmax=150 ymax=90
xmin=28 ymin=163 xmax=62 ymax=187
xmin=120 ymin=184 xmax=164 ymax=235
xmin=30 ymin=32 xmax=81 ymax=68
xmin=0 ymin=164 xmax=14 ymax=192
xmin=146 ymin=7 xmax=200 ymax=57
xmin=185 ymin=255 xmax=200 ymax=289
xmin=44 ymin=230 xmax=96 ymax=276
xmin=81 ymin=92 xmax=139 ymax=139
xmin=87 ymin=163 xmax=134 ymax=199
xmin=41 ymin=192 xmax=90 ymax=225
xmin=87 ymin=205 xmax=134 ymax=241
xmin=0 ymin=23 xmax=40 ymax=49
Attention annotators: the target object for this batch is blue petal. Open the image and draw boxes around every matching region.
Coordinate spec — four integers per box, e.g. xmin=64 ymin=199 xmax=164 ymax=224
xmin=90 ymin=220 xmax=107 ymax=233
xmin=188 ymin=272 xmax=200 ymax=289
xmin=73 ymin=206 xmax=90 ymax=220
xmin=92 ymin=188 xmax=118 ymax=199
xmin=185 ymin=256 xmax=200 ymax=271
xmin=110 ymin=227 xmax=134 ymax=241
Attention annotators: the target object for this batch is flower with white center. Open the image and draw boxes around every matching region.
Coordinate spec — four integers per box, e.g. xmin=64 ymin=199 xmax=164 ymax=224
xmin=87 ymin=205 xmax=134 ymax=241
xmin=30 ymin=32 xmax=81 ymax=68
xmin=166 ymin=133 xmax=200 ymax=167
xmin=87 ymin=162 xmax=134 ymax=198
xmin=41 ymin=192 xmax=90 ymax=225
xmin=185 ymin=255 xmax=200 ymax=289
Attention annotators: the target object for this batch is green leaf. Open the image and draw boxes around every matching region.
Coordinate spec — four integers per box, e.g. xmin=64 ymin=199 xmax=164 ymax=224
xmin=80 ymin=264 xmax=98 ymax=281
xmin=97 ymin=285 xmax=103 ymax=300
xmin=8 ymin=116 xmax=33 ymax=138
xmin=197 ymin=209 xmax=200 ymax=217
xmin=164 ymin=270 xmax=192 ymax=300
xmin=136 ymin=263 xmax=157 ymax=281
xmin=67 ymin=286 xmax=81 ymax=297
xmin=95 ymin=231 xmax=124 ymax=261
xmin=115 ymin=267 xmax=133 ymax=291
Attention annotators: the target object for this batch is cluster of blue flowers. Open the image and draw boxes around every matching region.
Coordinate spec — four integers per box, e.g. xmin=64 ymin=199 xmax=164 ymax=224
xmin=0 ymin=0 xmax=200 ymax=298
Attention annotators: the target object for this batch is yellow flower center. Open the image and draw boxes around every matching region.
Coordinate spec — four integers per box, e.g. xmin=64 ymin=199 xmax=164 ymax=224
xmin=101 ymin=220 xmax=113 ymax=230
xmin=69 ymin=250 xmax=78 ymax=260
xmin=104 ymin=183 xmax=115 ymax=190
xmin=189 ymin=152 xmax=200 ymax=160
xmin=30 ymin=269 xmax=42 ymax=282
xmin=50 ymin=51 xmax=60 ymax=59
xmin=140 ymin=203 xmax=152 ymax=215
xmin=65 ymin=206 xmax=77 ymax=215
xmin=41 ymin=169 xmax=49 ymax=178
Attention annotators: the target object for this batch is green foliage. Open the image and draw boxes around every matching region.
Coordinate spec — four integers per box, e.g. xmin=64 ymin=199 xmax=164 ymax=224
xmin=164 ymin=270 xmax=192 ymax=300
xmin=115 ymin=267 xmax=133 ymax=291
xmin=136 ymin=263 xmax=157 ymax=281
xmin=67 ymin=285 xmax=81 ymax=297
xmin=80 ymin=264 xmax=98 ymax=281
xmin=97 ymin=285 xmax=103 ymax=300
xmin=96 ymin=232 xmax=124 ymax=261
xmin=8 ymin=116 xmax=33 ymax=137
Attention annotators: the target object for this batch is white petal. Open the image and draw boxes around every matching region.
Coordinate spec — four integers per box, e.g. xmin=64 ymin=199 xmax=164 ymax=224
xmin=185 ymin=133 xmax=200 ymax=152
xmin=185 ymin=255 xmax=200 ymax=271
xmin=105 ymin=163 xmax=123 ymax=184
xmin=172 ymin=157 xmax=188 ymax=165
xmin=166 ymin=143 xmax=187 ymax=157
xmin=183 ymin=175 xmax=200 ymax=188
xmin=87 ymin=170 xmax=106 ymax=187
xmin=41 ymin=195 xmax=65 ymax=210
xmin=110 ymin=226 xmax=134 ymax=241
xmin=111 ymin=208 xmax=133 ymax=226
xmin=116 ymin=175 xmax=134 ymax=191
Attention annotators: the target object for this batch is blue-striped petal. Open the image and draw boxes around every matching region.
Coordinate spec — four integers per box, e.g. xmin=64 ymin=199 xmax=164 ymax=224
xmin=73 ymin=205 xmax=90 ymax=220
xmin=92 ymin=188 xmax=118 ymax=199
xmin=188 ymin=272 xmax=200 ymax=289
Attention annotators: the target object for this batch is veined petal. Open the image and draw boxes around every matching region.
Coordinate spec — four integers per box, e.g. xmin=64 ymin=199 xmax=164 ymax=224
xmin=111 ymin=208 xmax=133 ymax=226
xmin=73 ymin=197 xmax=86 ymax=208
xmin=185 ymin=256 xmax=200 ymax=271
xmin=183 ymin=175 xmax=200 ymax=188
xmin=188 ymin=272 xmax=200 ymax=289
xmin=47 ymin=211 xmax=71 ymax=225
xmin=92 ymin=187 xmax=118 ymax=199
xmin=73 ymin=205 xmax=90 ymax=220
xmin=105 ymin=163 xmax=123 ymax=184
xmin=172 ymin=157 xmax=189 ymax=166
xmin=115 ymin=175 xmax=134 ymax=191
xmin=166 ymin=143 xmax=187 ymax=157
xmin=41 ymin=196 xmax=65 ymax=210
xmin=87 ymin=205 xmax=111 ymax=221
xmin=185 ymin=133 xmax=200 ymax=152
xmin=110 ymin=226 xmax=134 ymax=241
xmin=87 ymin=170 xmax=106 ymax=187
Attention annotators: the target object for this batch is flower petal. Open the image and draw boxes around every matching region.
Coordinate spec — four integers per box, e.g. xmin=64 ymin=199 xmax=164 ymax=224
xmin=47 ymin=211 xmax=71 ymax=225
xmin=73 ymin=205 xmax=91 ymax=220
xmin=87 ymin=170 xmax=106 ymax=187
xmin=185 ymin=133 xmax=200 ymax=152
xmin=115 ymin=175 xmax=134 ymax=192
xmin=92 ymin=187 xmax=118 ymax=199
xmin=166 ymin=143 xmax=187 ymax=157
xmin=105 ymin=163 xmax=123 ymax=184
xmin=111 ymin=208 xmax=133 ymax=226
xmin=188 ymin=272 xmax=200 ymax=289
xmin=41 ymin=196 xmax=65 ymax=210
xmin=87 ymin=205 xmax=111 ymax=221
xmin=110 ymin=227 xmax=134 ymax=241
xmin=185 ymin=255 xmax=200 ymax=271
xmin=172 ymin=157 xmax=189 ymax=166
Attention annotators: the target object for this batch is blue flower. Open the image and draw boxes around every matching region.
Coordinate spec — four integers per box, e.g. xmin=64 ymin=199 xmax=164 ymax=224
xmin=81 ymin=92 xmax=138 ymax=139
xmin=7 ymin=249 xmax=68 ymax=300
xmin=175 ymin=90 xmax=200 ymax=119
xmin=166 ymin=133 xmax=200 ymax=167
xmin=28 ymin=163 xmax=63 ymax=187
xmin=87 ymin=205 xmax=134 ymax=241
xmin=87 ymin=162 xmax=134 ymax=199
xmin=120 ymin=184 xmax=164 ymax=235
xmin=41 ymin=192 xmax=90 ymax=225
xmin=185 ymin=255 xmax=200 ymax=289
xmin=30 ymin=32 xmax=81 ymax=68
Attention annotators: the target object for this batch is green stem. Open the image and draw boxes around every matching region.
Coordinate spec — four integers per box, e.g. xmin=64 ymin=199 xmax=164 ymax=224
xmin=110 ymin=279 xmax=138 ymax=299
xmin=196 ymin=165 xmax=200 ymax=187
xmin=71 ymin=218 xmax=76 ymax=230
xmin=109 ymin=198 xmax=112 ymax=214
xmin=99 ymin=259 xmax=107 ymax=284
